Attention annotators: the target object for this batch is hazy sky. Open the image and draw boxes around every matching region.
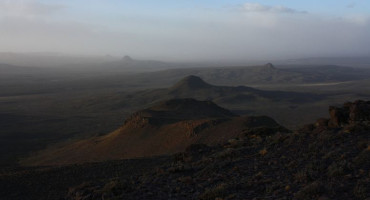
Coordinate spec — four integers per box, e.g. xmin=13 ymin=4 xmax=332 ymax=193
xmin=0 ymin=0 xmax=369 ymax=61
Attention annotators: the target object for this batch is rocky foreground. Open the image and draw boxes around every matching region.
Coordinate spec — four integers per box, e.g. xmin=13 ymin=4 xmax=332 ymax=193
xmin=64 ymin=101 xmax=369 ymax=200
xmin=1 ymin=101 xmax=369 ymax=200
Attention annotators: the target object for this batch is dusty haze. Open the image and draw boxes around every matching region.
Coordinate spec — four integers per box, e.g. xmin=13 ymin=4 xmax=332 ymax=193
xmin=0 ymin=0 xmax=369 ymax=62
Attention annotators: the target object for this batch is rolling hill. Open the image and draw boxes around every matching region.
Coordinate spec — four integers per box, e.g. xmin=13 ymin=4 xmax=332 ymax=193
xmin=22 ymin=99 xmax=287 ymax=166
xmin=1 ymin=100 xmax=368 ymax=200
xmin=126 ymin=63 xmax=370 ymax=88
xmin=1 ymin=63 xmax=369 ymax=168
xmin=104 ymin=75 xmax=326 ymax=128
xmin=117 ymin=75 xmax=323 ymax=107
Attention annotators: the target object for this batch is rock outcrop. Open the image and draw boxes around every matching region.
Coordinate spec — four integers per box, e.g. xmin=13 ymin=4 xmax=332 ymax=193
xmin=329 ymin=100 xmax=370 ymax=128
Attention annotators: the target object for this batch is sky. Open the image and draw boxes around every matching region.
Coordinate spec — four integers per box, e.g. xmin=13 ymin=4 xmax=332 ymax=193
xmin=0 ymin=0 xmax=369 ymax=61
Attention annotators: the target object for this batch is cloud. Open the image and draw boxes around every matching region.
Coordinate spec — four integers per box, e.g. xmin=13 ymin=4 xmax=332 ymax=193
xmin=0 ymin=0 xmax=65 ymax=17
xmin=241 ymin=3 xmax=306 ymax=14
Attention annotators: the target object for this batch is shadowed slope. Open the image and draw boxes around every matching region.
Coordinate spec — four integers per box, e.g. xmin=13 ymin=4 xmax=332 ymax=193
xmin=22 ymin=99 xmax=287 ymax=166
xmin=170 ymin=75 xmax=212 ymax=91
xmin=129 ymin=98 xmax=236 ymax=125
xmin=124 ymin=75 xmax=321 ymax=106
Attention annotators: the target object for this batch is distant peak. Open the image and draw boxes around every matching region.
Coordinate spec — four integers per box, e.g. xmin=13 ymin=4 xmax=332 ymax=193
xmin=171 ymin=75 xmax=211 ymax=91
xmin=265 ymin=63 xmax=275 ymax=69
xmin=122 ymin=55 xmax=134 ymax=62
xmin=182 ymin=75 xmax=205 ymax=83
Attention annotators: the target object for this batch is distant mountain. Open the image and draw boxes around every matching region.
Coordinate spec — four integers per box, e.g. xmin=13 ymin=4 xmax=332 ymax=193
xmin=119 ymin=75 xmax=323 ymax=110
xmin=92 ymin=75 xmax=325 ymax=129
xmin=121 ymin=55 xmax=134 ymax=62
xmin=281 ymin=56 xmax=370 ymax=68
xmin=129 ymin=63 xmax=370 ymax=87
xmin=170 ymin=75 xmax=212 ymax=91
xmin=0 ymin=52 xmax=185 ymax=72
xmin=22 ymin=99 xmax=287 ymax=166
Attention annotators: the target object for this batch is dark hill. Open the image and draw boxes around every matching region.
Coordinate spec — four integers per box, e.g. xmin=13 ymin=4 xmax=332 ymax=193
xmin=264 ymin=63 xmax=275 ymax=69
xmin=22 ymin=99 xmax=286 ymax=166
xmin=165 ymin=75 xmax=262 ymax=100
xmin=2 ymin=100 xmax=369 ymax=200
xmin=125 ymin=75 xmax=321 ymax=105
xmin=121 ymin=55 xmax=134 ymax=62
xmin=131 ymin=98 xmax=236 ymax=125
xmin=116 ymin=76 xmax=324 ymax=128
xmin=170 ymin=75 xmax=212 ymax=91
xmin=258 ymin=63 xmax=277 ymax=72
xmin=128 ymin=63 xmax=370 ymax=88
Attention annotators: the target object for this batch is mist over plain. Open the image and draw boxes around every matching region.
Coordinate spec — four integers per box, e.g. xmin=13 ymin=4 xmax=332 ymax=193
xmin=0 ymin=1 xmax=369 ymax=62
